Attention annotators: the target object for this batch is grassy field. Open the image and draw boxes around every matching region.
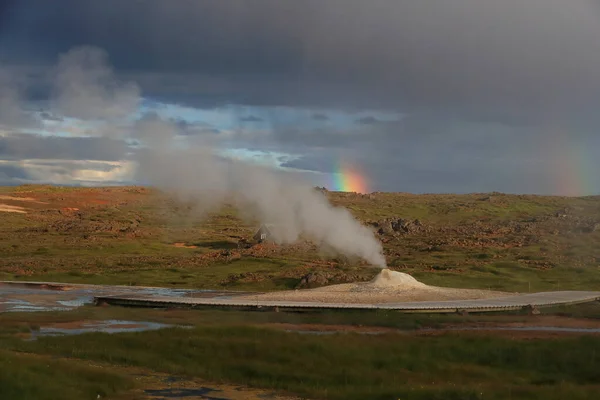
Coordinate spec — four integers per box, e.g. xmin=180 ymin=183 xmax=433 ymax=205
xmin=1 ymin=185 xmax=600 ymax=292
xmin=2 ymin=185 xmax=600 ymax=399
xmin=2 ymin=305 xmax=600 ymax=400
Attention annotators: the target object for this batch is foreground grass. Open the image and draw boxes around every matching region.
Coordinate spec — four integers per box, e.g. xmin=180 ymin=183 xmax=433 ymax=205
xmin=0 ymin=350 xmax=132 ymax=400
xmin=3 ymin=325 xmax=600 ymax=400
xmin=2 ymin=304 xmax=600 ymax=400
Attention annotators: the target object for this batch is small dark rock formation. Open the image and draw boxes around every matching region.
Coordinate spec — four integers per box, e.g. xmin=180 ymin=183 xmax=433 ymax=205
xmin=295 ymin=270 xmax=365 ymax=289
xmin=371 ymin=217 xmax=426 ymax=236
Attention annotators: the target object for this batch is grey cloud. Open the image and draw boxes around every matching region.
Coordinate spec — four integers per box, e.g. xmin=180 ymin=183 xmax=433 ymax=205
xmin=0 ymin=132 xmax=129 ymax=161
xmin=0 ymin=159 xmax=133 ymax=186
xmin=0 ymin=164 xmax=30 ymax=182
xmin=39 ymin=111 xmax=63 ymax=121
xmin=355 ymin=116 xmax=379 ymax=125
xmin=3 ymin=1 xmax=600 ymax=196
xmin=240 ymin=115 xmax=263 ymax=122
xmin=312 ymin=113 xmax=329 ymax=121
xmin=0 ymin=67 xmax=40 ymax=128
xmin=4 ymin=0 xmax=600 ymax=121
xmin=169 ymin=118 xmax=220 ymax=136
xmin=27 ymin=159 xmax=121 ymax=172
xmin=233 ymin=112 xmax=600 ymax=195
xmin=280 ymin=154 xmax=335 ymax=174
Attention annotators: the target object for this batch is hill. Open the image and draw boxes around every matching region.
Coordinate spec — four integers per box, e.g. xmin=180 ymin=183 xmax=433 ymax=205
xmin=1 ymin=185 xmax=600 ymax=293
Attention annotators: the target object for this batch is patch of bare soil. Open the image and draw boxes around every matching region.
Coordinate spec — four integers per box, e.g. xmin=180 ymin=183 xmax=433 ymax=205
xmin=0 ymin=204 xmax=27 ymax=213
xmin=416 ymin=316 xmax=600 ymax=339
xmin=173 ymin=242 xmax=198 ymax=249
xmin=0 ymin=282 xmax=75 ymax=291
xmin=415 ymin=328 xmax=600 ymax=339
xmin=446 ymin=316 xmax=600 ymax=330
xmin=262 ymin=323 xmax=400 ymax=334
xmin=0 ymin=195 xmax=46 ymax=203
xmin=239 ymin=269 xmax=508 ymax=304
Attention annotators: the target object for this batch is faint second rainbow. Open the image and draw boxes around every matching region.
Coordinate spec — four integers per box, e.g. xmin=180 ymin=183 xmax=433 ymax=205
xmin=545 ymin=126 xmax=596 ymax=197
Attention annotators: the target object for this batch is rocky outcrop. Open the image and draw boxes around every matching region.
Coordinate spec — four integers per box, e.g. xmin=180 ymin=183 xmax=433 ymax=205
xmin=371 ymin=217 xmax=427 ymax=236
xmin=295 ymin=270 xmax=366 ymax=289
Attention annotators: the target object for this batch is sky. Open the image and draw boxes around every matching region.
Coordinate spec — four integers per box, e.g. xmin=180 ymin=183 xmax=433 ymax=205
xmin=1 ymin=0 xmax=600 ymax=195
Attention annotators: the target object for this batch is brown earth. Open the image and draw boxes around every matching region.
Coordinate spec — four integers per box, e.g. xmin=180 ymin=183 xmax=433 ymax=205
xmin=0 ymin=204 xmax=27 ymax=213
xmin=264 ymin=315 xmax=600 ymax=337
xmin=172 ymin=242 xmax=198 ymax=249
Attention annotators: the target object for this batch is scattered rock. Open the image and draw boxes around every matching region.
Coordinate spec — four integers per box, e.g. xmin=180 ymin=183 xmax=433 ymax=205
xmin=372 ymin=217 xmax=427 ymax=236
xmin=295 ymin=271 xmax=365 ymax=289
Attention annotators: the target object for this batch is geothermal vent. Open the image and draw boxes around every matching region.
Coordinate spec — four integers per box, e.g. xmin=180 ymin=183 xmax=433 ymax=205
xmin=367 ymin=268 xmax=427 ymax=290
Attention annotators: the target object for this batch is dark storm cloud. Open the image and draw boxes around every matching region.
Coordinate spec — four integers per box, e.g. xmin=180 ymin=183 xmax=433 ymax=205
xmin=39 ymin=111 xmax=63 ymax=121
xmin=243 ymin=113 xmax=600 ymax=195
xmin=0 ymin=164 xmax=30 ymax=181
xmin=3 ymin=1 xmax=600 ymax=194
xmin=312 ymin=113 xmax=329 ymax=121
xmin=3 ymin=0 xmax=600 ymax=119
xmin=170 ymin=118 xmax=220 ymax=136
xmin=281 ymin=155 xmax=336 ymax=174
xmin=355 ymin=116 xmax=380 ymax=125
xmin=239 ymin=115 xmax=263 ymax=122
xmin=0 ymin=133 xmax=129 ymax=161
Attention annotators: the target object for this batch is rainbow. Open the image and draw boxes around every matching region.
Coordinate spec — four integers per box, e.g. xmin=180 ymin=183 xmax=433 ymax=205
xmin=331 ymin=162 xmax=369 ymax=193
xmin=546 ymin=126 xmax=595 ymax=197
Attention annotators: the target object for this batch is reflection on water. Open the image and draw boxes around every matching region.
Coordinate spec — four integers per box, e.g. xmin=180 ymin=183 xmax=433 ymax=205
xmin=285 ymin=330 xmax=385 ymax=335
xmin=145 ymin=387 xmax=228 ymax=399
xmin=28 ymin=319 xmax=186 ymax=340
xmin=0 ymin=282 xmax=244 ymax=313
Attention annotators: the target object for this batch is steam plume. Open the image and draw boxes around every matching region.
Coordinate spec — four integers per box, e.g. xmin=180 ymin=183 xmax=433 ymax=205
xmin=47 ymin=46 xmax=390 ymax=267
xmin=136 ymin=147 xmax=387 ymax=267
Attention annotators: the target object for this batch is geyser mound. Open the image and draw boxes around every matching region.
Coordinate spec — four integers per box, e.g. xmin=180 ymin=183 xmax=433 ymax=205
xmin=368 ymin=268 xmax=427 ymax=290
xmin=238 ymin=267 xmax=508 ymax=304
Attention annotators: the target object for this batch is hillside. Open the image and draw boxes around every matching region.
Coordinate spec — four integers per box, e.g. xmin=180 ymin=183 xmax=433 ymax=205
xmin=1 ymin=185 xmax=600 ymax=293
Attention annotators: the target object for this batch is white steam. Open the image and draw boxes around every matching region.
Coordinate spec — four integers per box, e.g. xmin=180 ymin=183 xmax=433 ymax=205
xmin=137 ymin=148 xmax=387 ymax=267
xmin=18 ymin=46 xmax=389 ymax=268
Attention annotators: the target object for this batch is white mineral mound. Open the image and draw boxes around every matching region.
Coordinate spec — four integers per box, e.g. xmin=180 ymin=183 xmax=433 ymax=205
xmin=238 ymin=267 xmax=507 ymax=303
xmin=368 ymin=268 xmax=427 ymax=289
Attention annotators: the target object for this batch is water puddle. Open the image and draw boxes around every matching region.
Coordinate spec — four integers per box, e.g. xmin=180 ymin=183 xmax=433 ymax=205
xmin=285 ymin=329 xmax=386 ymax=335
xmin=427 ymin=326 xmax=600 ymax=333
xmin=28 ymin=319 xmax=184 ymax=340
xmin=142 ymin=381 xmax=285 ymax=400
xmin=0 ymin=282 xmax=252 ymax=313
xmin=145 ymin=387 xmax=228 ymax=399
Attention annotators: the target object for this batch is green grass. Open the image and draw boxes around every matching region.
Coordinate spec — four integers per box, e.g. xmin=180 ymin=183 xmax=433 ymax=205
xmin=2 ymin=303 xmax=600 ymax=399
xmin=0 ymin=350 xmax=133 ymax=400
xmin=3 ymin=185 xmax=600 ymax=292
xmin=413 ymin=264 xmax=600 ymax=292
xmin=1 ymin=257 xmax=306 ymax=289
xmin=4 ymin=325 xmax=600 ymax=400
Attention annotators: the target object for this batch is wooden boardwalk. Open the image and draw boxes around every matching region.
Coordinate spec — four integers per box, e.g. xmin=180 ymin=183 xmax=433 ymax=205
xmin=94 ymin=290 xmax=600 ymax=313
